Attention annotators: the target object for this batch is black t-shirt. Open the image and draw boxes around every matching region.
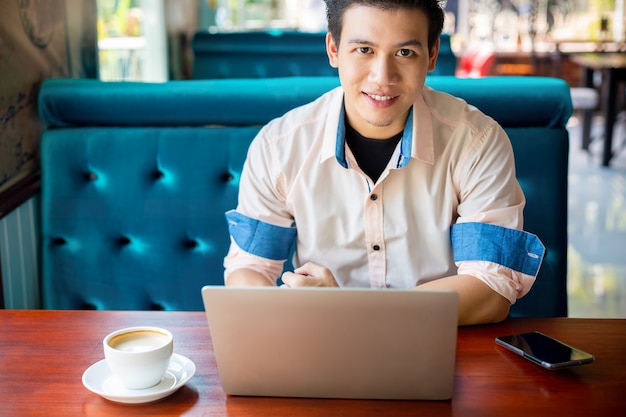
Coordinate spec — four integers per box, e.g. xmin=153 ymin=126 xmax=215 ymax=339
xmin=345 ymin=123 xmax=403 ymax=183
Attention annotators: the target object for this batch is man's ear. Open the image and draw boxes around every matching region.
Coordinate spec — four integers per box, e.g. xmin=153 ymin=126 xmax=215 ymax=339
xmin=326 ymin=32 xmax=339 ymax=68
xmin=428 ymin=37 xmax=440 ymax=72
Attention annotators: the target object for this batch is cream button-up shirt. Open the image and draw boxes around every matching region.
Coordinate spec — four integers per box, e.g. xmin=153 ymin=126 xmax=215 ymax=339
xmin=224 ymin=86 xmax=543 ymax=304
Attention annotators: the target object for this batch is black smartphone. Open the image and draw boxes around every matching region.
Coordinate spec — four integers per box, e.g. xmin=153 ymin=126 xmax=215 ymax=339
xmin=496 ymin=331 xmax=595 ymax=370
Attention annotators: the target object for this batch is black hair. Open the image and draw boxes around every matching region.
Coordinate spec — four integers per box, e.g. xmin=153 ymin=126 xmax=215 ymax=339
xmin=324 ymin=0 xmax=445 ymax=51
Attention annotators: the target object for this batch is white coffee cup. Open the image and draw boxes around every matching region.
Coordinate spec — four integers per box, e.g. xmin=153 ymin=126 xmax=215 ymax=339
xmin=103 ymin=326 xmax=173 ymax=390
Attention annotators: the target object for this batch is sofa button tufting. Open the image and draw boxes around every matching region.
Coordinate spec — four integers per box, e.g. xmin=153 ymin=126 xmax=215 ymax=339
xmin=51 ymin=237 xmax=66 ymax=245
xmin=85 ymin=172 xmax=98 ymax=181
xmin=221 ymin=172 xmax=234 ymax=182
xmin=152 ymin=170 xmax=165 ymax=180
xmin=117 ymin=236 xmax=131 ymax=246
xmin=185 ymin=240 xmax=199 ymax=249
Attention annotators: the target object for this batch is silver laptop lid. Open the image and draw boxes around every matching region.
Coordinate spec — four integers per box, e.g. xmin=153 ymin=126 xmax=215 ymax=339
xmin=202 ymin=286 xmax=459 ymax=400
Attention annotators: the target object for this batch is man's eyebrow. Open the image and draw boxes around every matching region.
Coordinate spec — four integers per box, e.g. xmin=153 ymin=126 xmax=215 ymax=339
xmin=346 ymin=38 xmax=374 ymax=45
xmin=396 ymin=39 xmax=425 ymax=48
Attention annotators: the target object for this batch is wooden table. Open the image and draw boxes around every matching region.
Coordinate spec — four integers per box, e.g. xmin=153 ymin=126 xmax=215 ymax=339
xmin=1 ymin=310 xmax=624 ymax=416
xmin=570 ymin=53 xmax=626 ymax=166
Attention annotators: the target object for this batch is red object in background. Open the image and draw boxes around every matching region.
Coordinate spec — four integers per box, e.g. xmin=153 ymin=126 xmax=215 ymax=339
xmin=456 ymin=48 xmax=495 ymax=77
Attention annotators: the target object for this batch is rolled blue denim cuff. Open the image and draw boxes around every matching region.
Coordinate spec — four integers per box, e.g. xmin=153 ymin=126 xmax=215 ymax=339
xmin=451 ymin=222 xmax=545 ymax=276
xmin=225 ymin=210 xmax=297 ymax=261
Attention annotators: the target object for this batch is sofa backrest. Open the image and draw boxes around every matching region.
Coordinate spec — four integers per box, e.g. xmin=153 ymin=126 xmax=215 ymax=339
xmin=192 ymin=31 xmax=337 ymax=79
xmin=191 ymin=31 xmax=457 ymax=79
xmin=38 ymin=76 xmax=572 ymax=316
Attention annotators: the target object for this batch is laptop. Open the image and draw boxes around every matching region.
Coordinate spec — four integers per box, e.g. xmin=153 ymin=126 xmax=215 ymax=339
xmin=201 ymin=286 xmax=459 ymax=400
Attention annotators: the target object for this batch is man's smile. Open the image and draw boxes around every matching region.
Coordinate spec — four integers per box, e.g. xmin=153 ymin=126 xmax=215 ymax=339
xmin=366 ymin=93 xmax=397 ymax=101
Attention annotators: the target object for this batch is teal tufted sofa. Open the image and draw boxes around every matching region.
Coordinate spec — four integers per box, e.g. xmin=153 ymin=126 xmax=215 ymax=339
xmin=38 ymin=76 xmax=572 ymax=316
xmin=191 ymin=31 xmax=338 ymax=79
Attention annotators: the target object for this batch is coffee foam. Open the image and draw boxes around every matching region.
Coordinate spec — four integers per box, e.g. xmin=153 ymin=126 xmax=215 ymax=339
xmin=109 ymin=330 xmax=169 ymax=353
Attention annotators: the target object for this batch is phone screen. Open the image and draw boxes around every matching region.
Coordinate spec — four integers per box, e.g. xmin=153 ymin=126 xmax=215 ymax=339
xmin=496 ymin=331 xmax=594 ymax=369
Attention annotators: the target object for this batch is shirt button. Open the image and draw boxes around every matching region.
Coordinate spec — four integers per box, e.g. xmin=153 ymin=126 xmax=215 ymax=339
xmin=372 ymin=244 xmax=380 ymax=251
xmin=370 ymin=194 xmax=378 ymax=201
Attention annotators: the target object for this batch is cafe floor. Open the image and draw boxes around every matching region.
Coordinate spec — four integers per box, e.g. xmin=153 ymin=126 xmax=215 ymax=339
xmin=566 ymin=112 xmax=626 ymax=318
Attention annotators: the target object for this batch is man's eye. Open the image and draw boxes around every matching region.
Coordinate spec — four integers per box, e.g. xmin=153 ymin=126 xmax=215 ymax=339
xmin=357 ymin=47 xmax=372 ymax=54
xmin=397 ymin=49 xmax=414 ymax=57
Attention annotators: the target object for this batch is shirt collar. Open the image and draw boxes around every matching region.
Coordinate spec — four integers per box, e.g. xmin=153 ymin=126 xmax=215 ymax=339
xmin=411 ymin=92 xmax=435 ymax=165
xmin=320 ymin=88 xmax=344 ymax=164
xmin=321 ymin=88 xmax=435 ymax=167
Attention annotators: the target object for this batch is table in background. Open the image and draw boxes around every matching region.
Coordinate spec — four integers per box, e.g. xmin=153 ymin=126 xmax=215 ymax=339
xmin=570 ymin=53 xmax=626 ymax=166
xmin=0 ymin=310 xmax=624 ymax=416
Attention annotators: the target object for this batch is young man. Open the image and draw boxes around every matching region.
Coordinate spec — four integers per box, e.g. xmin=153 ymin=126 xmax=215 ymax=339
xmin=223 ymin=0 xmax=544 ymax=325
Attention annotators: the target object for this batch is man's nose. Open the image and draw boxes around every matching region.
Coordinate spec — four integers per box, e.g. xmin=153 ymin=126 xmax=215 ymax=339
xmin=368 ymin=55 xmax=399 ymax=85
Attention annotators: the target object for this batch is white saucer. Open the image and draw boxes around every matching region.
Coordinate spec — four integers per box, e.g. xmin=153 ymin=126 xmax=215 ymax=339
xmin=82 ymin=353 xmax=196 ymax=404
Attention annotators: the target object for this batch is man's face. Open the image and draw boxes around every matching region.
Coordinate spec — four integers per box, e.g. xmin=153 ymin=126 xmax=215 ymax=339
xmin=326 ymin=5 xmax=439 ymax=139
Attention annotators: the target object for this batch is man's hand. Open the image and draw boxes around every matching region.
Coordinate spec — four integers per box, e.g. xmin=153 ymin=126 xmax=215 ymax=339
xmin=281 ymin=262 xmax=339 ymax=288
